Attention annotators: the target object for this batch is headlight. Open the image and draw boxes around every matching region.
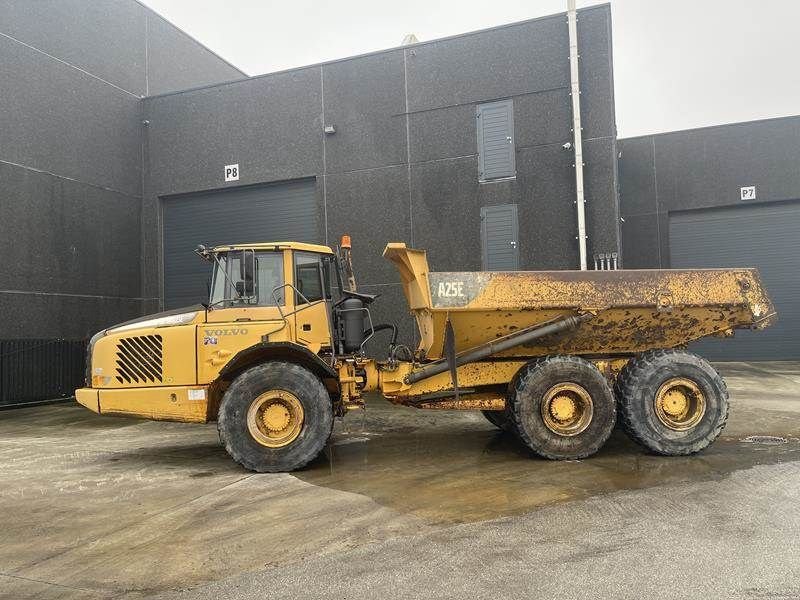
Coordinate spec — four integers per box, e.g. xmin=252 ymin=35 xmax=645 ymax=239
xmin=86 ymin=329 xmax=107 ymax=384
xmin=109 ymin=311 xmax=198 ymax=333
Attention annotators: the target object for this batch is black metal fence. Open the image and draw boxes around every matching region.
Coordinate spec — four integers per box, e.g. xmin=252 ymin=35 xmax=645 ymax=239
xmin=0 ymin=339 xmax=86 ymax=407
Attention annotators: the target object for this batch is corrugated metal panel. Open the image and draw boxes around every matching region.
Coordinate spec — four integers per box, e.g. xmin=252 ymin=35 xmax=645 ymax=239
xmin=669 ymin=201 xmax=800 ymax=360
xmin=0 ymin=339 xmax=85 ymax=407
xmin=477 ymin=100 xmax=516 ymax=180
xmin=481 ymin=204 xmax=519 ymax=271
xmin=163 ymin=178 xmax=319 ymax=309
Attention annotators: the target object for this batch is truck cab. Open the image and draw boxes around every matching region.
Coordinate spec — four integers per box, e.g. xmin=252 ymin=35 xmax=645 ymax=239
xmin=204 ymin=242 xmax=335 ymax=355
xmin=76 ymin=242 xmax=342 ymax=424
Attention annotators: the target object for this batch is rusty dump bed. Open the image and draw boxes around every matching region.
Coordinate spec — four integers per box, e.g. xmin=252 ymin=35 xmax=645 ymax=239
xmin=383 ymin=243 xmax=776 ymax=360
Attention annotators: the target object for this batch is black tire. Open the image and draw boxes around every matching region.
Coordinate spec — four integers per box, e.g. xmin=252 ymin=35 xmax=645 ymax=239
xmin=509 ymin=355 xmax=616 ymax=460
xmin=614 ymin=349 xmax=728 ymax=456
xmin=218 ymin=361 xmax=333 ymax=472
xmin=482 ymin=409 xmax=510 ymax=430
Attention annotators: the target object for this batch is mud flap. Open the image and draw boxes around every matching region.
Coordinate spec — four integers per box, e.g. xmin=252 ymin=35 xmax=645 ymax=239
xmin=444 ymin=318 xmax=459 ymax=401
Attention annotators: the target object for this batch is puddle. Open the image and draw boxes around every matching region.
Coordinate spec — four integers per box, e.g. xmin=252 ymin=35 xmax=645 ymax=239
xmin=190 ymin=471 xmax=216 ymax=478
xmin=297 ymin=398 xmax=800 ymax=525
xmin=740 ymin=435 xmax=789 ymax=445
xmin=331 ymin=436 xmax=372 ymax=446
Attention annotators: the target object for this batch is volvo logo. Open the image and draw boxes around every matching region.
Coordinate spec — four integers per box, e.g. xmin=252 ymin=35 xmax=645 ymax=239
xmin=205 ymin=328 xmax=249 ymax=336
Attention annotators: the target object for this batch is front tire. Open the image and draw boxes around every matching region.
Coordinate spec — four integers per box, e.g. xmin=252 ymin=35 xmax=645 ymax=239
xmin=218 ymin=361 xmax=333 ymax=472
xmin=509 ymin=356 xmax=616 ymax=460
xmin=614 ymin=350 xmax=729 ymax=456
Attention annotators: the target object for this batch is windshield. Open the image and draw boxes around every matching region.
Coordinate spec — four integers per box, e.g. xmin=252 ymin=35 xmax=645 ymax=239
xmin=209 ymin=251 xmax=285 ymax=307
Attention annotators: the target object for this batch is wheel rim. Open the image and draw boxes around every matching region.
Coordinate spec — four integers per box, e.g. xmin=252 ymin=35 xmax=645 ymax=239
xmin=247 ymin=390 xmax=304 ymax=448
xmin=654 ymin=377 xmax=706 ymax=431
xmin=540 ymin=383 xmax=594 ymax=436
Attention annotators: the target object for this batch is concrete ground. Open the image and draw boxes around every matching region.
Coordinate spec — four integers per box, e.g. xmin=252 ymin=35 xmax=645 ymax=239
xmin=1 ymin=362 xmax=800 ymax=599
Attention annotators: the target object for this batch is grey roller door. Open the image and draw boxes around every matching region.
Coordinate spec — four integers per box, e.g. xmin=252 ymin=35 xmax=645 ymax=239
xmin=162 ymin=178 xmax=319 ymax=309
xmin=669 ymin=201 xmax=800 ymax=360
xmin=481 ymin=204 xmax=519 ymax=271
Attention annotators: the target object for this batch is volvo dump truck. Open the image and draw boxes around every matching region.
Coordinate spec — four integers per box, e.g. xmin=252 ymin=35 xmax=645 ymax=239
xmin=76 ymin=238 xmax=775 ymax=472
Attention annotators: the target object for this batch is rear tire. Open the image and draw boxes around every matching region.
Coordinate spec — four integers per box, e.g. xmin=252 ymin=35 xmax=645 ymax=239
xmin=218 ymin=361 xmax=333 ymax=472
xmin=509 ymin=356 xmax=616 ymax=460
xmin=614 ymin=350 xmax=728 ymax=456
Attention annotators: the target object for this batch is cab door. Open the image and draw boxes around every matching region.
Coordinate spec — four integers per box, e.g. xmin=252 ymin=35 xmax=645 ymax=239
xmin=199 ymin=250 xmax=292 ymax=383
xmin=292 ymin=251 xmax=334 ymax=353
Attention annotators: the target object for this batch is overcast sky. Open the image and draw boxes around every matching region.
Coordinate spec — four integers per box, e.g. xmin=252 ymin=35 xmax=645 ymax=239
xmin=140 ymin=0 xmax=800 ymax=138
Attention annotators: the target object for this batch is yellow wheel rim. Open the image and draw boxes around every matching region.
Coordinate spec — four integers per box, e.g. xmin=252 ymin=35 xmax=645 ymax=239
xmin=247 ymin=390 xmax=304 ymax=448
xmin=654 ymin=377 xmax=706 ymax=431
xmin=540 ymin=383 xmax=594 ymax=437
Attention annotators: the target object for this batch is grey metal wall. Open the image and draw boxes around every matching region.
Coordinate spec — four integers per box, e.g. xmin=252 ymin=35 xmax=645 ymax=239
xmin=0 ymin=0 xmax=245 ymax=405
xmin=0 ymin=0 xmax=245 ymax=97
xmin=142 ymin=5 xmax=620 ymax=350
xmin=162 ymin=179 xmax=319 ymax=308
xmin=669 ymin=202 xmax=800 ymax=360
xmin=618 ymin=115 xmax=800 ymax=360
xmin=618 ymin=116 xmax=800 ymax=269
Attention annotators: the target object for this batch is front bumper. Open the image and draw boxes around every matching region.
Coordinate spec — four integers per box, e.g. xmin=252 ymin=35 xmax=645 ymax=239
xmin=74 ymin=385 xmax=211 ymax=423
xmin=75 ymin=388 xmax=100 ymax=413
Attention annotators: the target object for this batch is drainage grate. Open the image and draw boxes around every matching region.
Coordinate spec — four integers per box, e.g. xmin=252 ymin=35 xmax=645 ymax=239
xmin=740 ymin=435 xmax=788 ymax=445
xmin=115 ymin=335 xmax=163 ymax=384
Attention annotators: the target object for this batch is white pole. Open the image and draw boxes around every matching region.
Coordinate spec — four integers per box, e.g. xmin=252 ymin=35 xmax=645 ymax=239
xmin=567 ymin=0 xmax=588 ymax=270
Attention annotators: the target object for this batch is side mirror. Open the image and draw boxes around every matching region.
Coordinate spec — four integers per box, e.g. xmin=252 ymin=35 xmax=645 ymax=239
xmin=194 ymin=244 xmax=212 ymax=261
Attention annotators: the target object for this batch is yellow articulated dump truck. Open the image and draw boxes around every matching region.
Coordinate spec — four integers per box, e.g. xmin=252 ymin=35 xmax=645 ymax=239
xmin=76 ymin=237 xmax=775 ymax=472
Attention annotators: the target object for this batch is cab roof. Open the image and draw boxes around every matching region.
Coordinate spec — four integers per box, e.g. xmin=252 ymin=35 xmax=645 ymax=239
xmin=212 ymin=242 xmax=334 ymax=254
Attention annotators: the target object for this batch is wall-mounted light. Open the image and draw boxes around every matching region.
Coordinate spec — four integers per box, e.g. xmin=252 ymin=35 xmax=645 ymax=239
xmin=324 ymin=125 xmax=336 ymax=135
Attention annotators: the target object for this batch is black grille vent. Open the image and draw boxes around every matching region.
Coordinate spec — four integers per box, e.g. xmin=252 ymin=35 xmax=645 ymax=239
xmin=115 ymin=335 xmax=163 ymax=384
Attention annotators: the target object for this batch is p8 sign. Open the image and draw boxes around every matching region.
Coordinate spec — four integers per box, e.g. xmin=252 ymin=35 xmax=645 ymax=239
xmin=225 ymin=164 xmax=240 ymax=182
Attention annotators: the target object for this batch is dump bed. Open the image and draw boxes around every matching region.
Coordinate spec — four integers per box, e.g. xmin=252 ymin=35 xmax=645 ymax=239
xmin=383 ymin=243 xmax=775 ymax=360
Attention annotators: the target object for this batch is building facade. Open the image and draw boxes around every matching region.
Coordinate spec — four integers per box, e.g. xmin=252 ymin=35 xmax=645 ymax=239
xmin=2 ymin=1 xmax=626 ymax=406
xmin=0 ymin=0 xmax=244 ymax=405
xmin=618 ymin=115 xmax=800 ymax=360
xmin=5 ymin=1 xmax=799 ymax=407
xmin=141 ymin=4 xmax=620 ymax=351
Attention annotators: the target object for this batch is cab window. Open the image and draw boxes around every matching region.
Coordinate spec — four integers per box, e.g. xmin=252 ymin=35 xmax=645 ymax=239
xmin=256 ymin=252 xmax=285 ymax=305
xmin=294 ymin=252 xmax=325 ymax=304
xmin=209 ymin=251 xmax=284 ymax=307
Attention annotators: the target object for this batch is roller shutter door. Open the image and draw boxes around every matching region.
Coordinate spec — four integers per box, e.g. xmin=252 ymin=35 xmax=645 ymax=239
xmin=162 ymin=179 xmax=319 ymax=309
xmin=669 ymin=201 xmax=800 ymax=360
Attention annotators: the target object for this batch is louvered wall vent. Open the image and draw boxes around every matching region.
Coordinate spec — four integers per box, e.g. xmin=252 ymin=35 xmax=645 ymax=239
xmin=115 ymin=335 xmax=163 ymax=384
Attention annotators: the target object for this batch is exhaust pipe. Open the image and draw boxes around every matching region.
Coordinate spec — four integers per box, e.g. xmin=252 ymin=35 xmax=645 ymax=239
xmin=404 ymin=313 xmax=593 ymax=385
xmin=339 ymin=235 xmax=357 ymax=292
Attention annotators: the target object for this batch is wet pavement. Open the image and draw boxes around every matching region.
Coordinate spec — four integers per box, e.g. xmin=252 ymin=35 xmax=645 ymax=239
xmin=1 ymin=361 xmax=799 ymax=599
